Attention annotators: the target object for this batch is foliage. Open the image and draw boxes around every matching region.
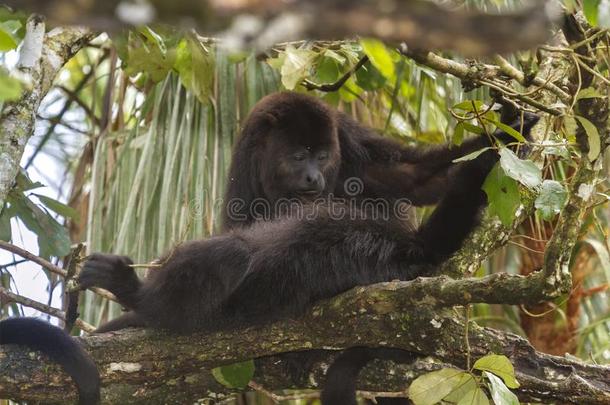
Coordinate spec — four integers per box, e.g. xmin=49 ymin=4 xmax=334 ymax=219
xmin=408 ymin=354 xmax=519 ymax=405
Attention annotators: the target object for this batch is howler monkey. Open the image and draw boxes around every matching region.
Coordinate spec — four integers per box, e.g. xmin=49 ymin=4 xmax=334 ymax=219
xmin=223 ymin=92 xmax=516 ymax=230
xmin=0 ymin=92 xmax=538 ymax=405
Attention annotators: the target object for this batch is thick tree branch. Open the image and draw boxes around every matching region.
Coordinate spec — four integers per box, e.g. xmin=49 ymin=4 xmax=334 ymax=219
xmin=6 ymin=0 xmax=556 ymax=56
xmin=1 ymin=277 xmax=609 ymax=403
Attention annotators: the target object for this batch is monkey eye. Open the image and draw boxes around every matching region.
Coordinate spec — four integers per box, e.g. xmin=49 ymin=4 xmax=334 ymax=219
xmin=292 ymin=153 xmax=306 ymax=161
xmin=317 ymin=151 xmax=329 ymax=161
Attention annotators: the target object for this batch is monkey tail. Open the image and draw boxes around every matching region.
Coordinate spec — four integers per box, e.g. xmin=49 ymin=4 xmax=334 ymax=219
xmin=0 ymin=317 xmax=100 ymax=405
xmin=321 ymin=347 xmax=415 ymax=405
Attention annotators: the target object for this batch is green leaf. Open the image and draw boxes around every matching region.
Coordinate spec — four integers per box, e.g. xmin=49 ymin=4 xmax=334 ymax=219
xmin=453 ymin=122 xmax=465 ymax=145
xmin=453 ymin=147 xmax=492 ymax=163
xmin=35 ymin=194 xmax=79 ymax=220
xmin=583 ymin=0 xmax=601 ymax=26
xmin=279 ymin=46 xmax=316 ymax=90
xmin=360 ymin=38 xmax=396 ymax=82
xmin=482 ymin=164 xmax=521 ymax=227
xmin=575 ymin=115 xmax=601 ymax=161
xmin=576 ymin=87 xmax=604 ymax=100
xmin=461 ymin=122 xmax=485 ymax=135
xmin=0 ymin=70 xmax=22 ymax=101
xmin=355 ymin=61 xmax=387 ymax=91
xmin=408 ymin=368 xmax=465 ymax=405
xmin=14 ymin=171 xmax=44 ymax=192
xmin=473 ymin=354 xmax=520 ymax=389
xmin=457 ymin=386 xmax=490 ymax=405
xmin=488 ymin=120 xmax=526 ymax=143
xmin=10 ymin=194 xmax=71 ymax=258
xmin=174 ymin=37 xmax=214 ymax=103
xmin=499 ymin=148 xmax=542 ymax=189
xmin=125 ymin=31 xmax=175 ymax=82
xmin=484 ymin=371 xmax=519 ymax=405
xmin=0 ymin=20 xmax=19 ymax=51
xmin=444 ymin=373 xmax=477 ymax=403
xmin=453 ymin=100 xmax=485 ymax=112
xmin=315 ymin=55 xmax=341 ymax=84
xmin=535 ymin=180 xmax=568 ymax=221
xmin=211 ymin=360 xmax=255 ymax=389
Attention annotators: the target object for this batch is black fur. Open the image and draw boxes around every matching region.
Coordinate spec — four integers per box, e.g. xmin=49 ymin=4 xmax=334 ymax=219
xmin=223 ymin=92 xmax=508 ymax=230
xmin=0 ymin=317 xmax=100 ymax=405
xmin=3 ymin=93 xmax=537 ymax=405
xmin=76 ymin=105 xmax=536 ymax=404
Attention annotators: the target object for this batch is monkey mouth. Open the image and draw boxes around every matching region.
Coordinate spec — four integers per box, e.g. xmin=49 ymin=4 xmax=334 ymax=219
xmin=296 ymin=190 xmax=322 ymax=198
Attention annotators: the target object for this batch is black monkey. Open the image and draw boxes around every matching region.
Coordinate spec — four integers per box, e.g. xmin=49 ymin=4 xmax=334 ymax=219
xmin=74 ymin=109 xmax=535 ymax=403
xmin=223 ymin=92 xmax=511 ymax=230
xmin=222 ymin=92 xmax=533 ymax=404
xmin=1 ymin=93 xmax=537 ymax=404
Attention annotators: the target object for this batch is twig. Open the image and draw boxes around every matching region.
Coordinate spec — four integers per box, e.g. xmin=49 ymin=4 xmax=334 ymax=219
xmin=0 ymin=240 xmax=117 ymax=302
xmin=302 ymin=55 xmax=369 ymax=92
xmin=0 ymin=240 xmax=66 ymax=277
xmin=480 ymin=79 xmax=563 ymax=115
xmin=0 ymin=287 xmax=95 ymax=332
xmin=493 ymin=55 xmax=571 ymax=102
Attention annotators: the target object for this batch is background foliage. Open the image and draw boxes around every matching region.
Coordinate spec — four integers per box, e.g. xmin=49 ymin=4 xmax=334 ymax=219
xmin=1 ymin=1 xmax=610 ymax=403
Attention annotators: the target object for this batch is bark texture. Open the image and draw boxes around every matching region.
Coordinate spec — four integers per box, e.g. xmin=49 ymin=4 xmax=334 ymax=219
xmin=1 ymin=276 xmax=610 ymax=404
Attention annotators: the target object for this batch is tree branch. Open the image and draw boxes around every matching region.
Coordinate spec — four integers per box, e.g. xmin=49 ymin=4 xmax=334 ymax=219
xmin=1 ymin=278 xmax=609 ymax=403
xmin=0 ymin=20 xmax=96 ymax=210
xmin=5 ymin=0 xmax=557 ymax=56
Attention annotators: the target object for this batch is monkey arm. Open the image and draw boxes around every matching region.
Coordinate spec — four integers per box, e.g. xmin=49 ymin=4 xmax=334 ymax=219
xmin=417 ymin=113 xmax=539 ymax=264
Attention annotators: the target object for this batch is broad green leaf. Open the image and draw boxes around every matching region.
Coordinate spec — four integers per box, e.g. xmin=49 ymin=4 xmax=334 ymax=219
xmin=499 ymin=148 xmax=542 ymax=189
xmin=315 ymin=55 xmax=341 ymax=84
xmin=541 ymin=141 xmax=570 ymax=159
xmin=338 ymin=75 xmax=363 ymax=102
xmin=10 ymin=195 xmax=71 ymax=258
xmin=125 ymin=31 xmax=175 ymax=82
xmin=444 ymin=373 xmax=477 ymax=403
xmin=408 ymin=368 xmax=465 ymax=405
xmin=0 ymin=20 xmax=19 ymax=51
xmin=35 ymin=194 xmax=79 ymax=220
xmin=174 ymin=37 xmax=214 ymax=103
xmin=453 ymin=100 xmax=485 ymax=112
xmin=488 ymin=120 xmax=526 ymax=142
xmin=576 ymin=87 xmax=604 ymax=100
xmin=211 ymin=360 xmax=255 ymax=389
xmin=453 ymin=122 xmax=465 ymax=145
xmin=0 ymin=71 xmax=22 ymax=101
xmin=457 ymin=386 xmax=490 ymax=405
xmin=482 ymin=164 xmax=521 ymax=227
xmin=279 ymin=46 xmax=316 ymax=90
xmin=535 ymin=180 xmax=568 ymax=221
xmin=473 ymin=354 xmax=520 ymax=389
xmin=575 ymin=115 xmax=601 ymax=161
xmin=360 ymin=38 xmax=396 ymax=82
xmin=453 ymin=147 xmax=492 ymax=163
xmin=461 ymin=122 xmax=485 ymax=135
xmin=484 ymin=372 xmax=519 ymax=405
xmin=355 ymin=61 xmax=386 ymax=91
xmin=583 ymin=0 xmax=601 ymax=26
